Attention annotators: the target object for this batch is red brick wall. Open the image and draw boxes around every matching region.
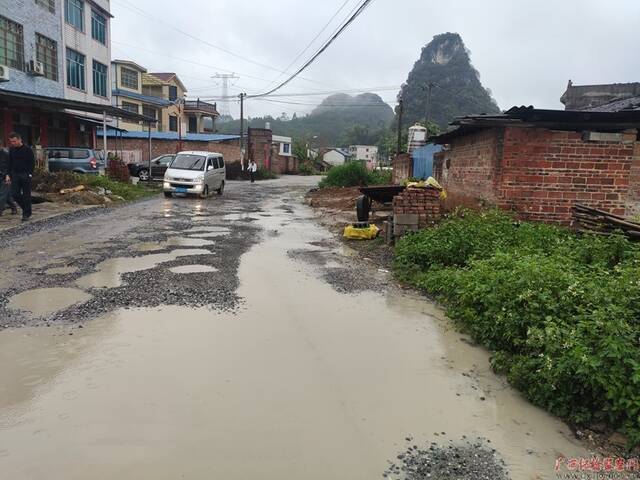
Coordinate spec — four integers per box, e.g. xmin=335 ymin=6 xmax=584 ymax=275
xmin=393 ymin=187 xmax=441 ymax=228
xmin=434 ymin=128 xmax=503 ymax=206
xmin=435 ymin=125 xmax=640 ymax=224
xmin=626 ymin=142 xmax=640 ymax=217
xmin=392 ymin=153 xmax=412 ymax=184
xmin=96 ymin=137 xmax=241 ymax=164
xmin=248 ymin=128 xmax=272 ymax=170
xmin=500 ymin=127 xmax=637 ymax=222
xmin=271 ymin=150 xmax=299 ymax=174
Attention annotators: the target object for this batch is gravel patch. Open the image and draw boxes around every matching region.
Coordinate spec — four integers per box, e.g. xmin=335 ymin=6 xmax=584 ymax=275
xmin=384 ymin=437 xmax=510 ymax=480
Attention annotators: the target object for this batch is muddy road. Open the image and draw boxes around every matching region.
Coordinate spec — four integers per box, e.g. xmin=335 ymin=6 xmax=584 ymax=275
xmin=0 ymin=176 xmax=588 ymax=479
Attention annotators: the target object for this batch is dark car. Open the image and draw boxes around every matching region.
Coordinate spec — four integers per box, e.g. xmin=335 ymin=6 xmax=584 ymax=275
xmin=128 ymin=154 xmax=176 ymax=181
xmin=47 ymin=147 xmax=105 ymax=174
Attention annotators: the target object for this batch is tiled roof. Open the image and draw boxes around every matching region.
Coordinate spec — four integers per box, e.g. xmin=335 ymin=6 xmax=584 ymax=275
xmin=585 ymin=96 xmax=640 ymax=112
xmin=149 ymin=73 xmax=176 ymax=82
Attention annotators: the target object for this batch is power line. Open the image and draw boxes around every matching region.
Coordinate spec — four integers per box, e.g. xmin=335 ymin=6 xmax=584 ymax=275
xmin=256 ymin=97 xmax=397 ymax=107
xmin=111 ymin=0 xmax=334 ymax=88
xmin=262 ymin=0 xmax=353 ymax=90
xmin=198 ymin=85 xmax=400 ymax=101
xmin=247 ymin=0 xmax=375 ymax=98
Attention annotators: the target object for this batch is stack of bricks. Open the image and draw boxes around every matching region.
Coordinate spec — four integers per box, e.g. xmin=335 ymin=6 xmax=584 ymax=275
xmin=393 ymin=186 xmax=442 ymax=228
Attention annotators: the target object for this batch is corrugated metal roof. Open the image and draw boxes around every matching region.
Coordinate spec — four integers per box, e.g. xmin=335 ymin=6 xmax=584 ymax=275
xmin=97 ymin=130 xmax=240 ymax=142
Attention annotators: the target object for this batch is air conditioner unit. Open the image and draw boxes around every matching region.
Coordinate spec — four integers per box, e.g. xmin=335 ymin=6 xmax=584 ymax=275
xmin=0 ymin=64 xmax=9 ymax=82
xmin=27 ymin=60 xmax=45 ymax=77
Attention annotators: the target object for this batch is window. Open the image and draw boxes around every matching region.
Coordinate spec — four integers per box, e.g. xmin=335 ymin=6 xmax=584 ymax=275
xmin=169 ymin=115 xmax=177 ymax=132
xmin=35 ymin=33 xmax=57 ymax=81
xmin=218 ymin=157 xmax=224 ymax=168
xmin=66 ymin=48 xmax=85 ymax=90
xmin=168 ymin=85 xmax=178 ymax=101
xmin=92 ymin=60 xmax=107 ymax=97
xmin=121 ymin=102 xmax=139 ymax=114
xmin=206 ymin=158 xmax=214 ymax=170
xmin=0 ymin=16 xmax=24 ymax=70
xmin=159 ymin=156 xmax=173 ymax=166
xmin=283 ymin=143 xmax=290 ymax=154
xmin=91 ymin=10 xmax=106 ymax=44
xmin=71 ymin=149 xmax=89 ymax=159
xmin=35 ymin=0 xmax=55 ymax=13
xmin=120 ymin=67 xmax=138 ymax=90
xmin=142 ymin=105 xmax=156 ymax=119
xmin=65 ymin=0 xmax=84 ymax=31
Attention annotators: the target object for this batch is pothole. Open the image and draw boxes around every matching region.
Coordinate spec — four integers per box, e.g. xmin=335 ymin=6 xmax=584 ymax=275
xmin=76 ymin=249 xmax=213 ymax=289
xmin=169 ymin=265 xmax=218 ymax=274
xmin=7 ymin=288 xmax=92 ymax=317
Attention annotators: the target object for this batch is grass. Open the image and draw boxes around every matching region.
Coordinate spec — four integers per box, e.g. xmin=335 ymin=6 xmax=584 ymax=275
xmin=394 ymin=209 xmax=640 ymax=446
xmin=84 ymin=175 xmax=161 ymax=201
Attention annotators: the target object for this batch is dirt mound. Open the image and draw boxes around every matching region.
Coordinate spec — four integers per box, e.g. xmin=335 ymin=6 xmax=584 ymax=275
xmin=32 ymin=170 xmax=83 ymax=193
xmin=306 ymin=186 xmax=361 ymax=211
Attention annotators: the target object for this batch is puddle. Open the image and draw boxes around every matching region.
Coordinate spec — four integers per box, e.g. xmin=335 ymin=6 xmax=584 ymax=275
xmin=164 ymin=237 xmax=215 ymax=247
xmin=183 ymin=226 xmax=231 ymax=234
xmin=44 ymin=266 xmax=80 ymax=275
xmin=169 ymin=265 xmax=218 ymax=274
xmin=7 ymin=288 xmax=92 ymax=317
xmin=76 ymin=249 xmax=212 ymax=288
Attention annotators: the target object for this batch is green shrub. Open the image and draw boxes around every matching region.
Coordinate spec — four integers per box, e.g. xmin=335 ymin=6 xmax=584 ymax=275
xmin=319 ymin=162 xmax=391 ymax=188
xmin=298 ymin=162 xmax=317 ymax=176
xmin=394 ymin=209 xmax=640 ymax=445
xmin=84 ymin=175 xmax=160 ymax=201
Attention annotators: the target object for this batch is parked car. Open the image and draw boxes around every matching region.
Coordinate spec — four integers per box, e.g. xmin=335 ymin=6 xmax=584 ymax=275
xmin=47 ymin=147 xmax=105 ymax=174
xmin=163 ymin=151 xmax=225 ymax=198
xmin=128 ymin=154 xmax=176 ymax=181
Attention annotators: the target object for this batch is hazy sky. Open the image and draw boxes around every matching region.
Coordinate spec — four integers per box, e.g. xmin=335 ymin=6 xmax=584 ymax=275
xmin=110 ymin=0 xmax=640 ymax=120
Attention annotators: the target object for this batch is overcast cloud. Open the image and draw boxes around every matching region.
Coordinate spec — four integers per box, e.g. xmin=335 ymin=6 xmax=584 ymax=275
xmin=110 ymin=0 xmax=640 ymax=120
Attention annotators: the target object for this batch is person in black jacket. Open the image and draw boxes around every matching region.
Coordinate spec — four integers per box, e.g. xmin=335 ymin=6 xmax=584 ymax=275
xmin=0 ymin=147 xmax=18 ymax=216
xmin=6 ymin=132 xmax=35 ymax=221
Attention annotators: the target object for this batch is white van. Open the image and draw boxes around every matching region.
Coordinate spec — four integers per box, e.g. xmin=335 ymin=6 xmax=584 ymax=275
xmin=163 ymin=151 xmax=226 ymax=198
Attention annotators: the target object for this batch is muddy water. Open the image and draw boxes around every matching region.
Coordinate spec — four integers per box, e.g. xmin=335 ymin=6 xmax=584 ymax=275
xmin=76 ymin=248 xmax=212 ymax=288
xmin=168 ymin=265 xmax=218 ymax=274
xmin=7 ymin=288 xmax=92 ymax=317
xmin=0 ymin=193 xmax=588 ymax=480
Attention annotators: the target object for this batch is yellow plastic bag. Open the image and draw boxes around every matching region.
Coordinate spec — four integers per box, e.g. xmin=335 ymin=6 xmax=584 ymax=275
xmin=343 ymin=224 xmax=380 ymax=240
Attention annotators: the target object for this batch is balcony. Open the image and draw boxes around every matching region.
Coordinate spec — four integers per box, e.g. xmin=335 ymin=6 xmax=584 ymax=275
xmin=184 ymin=99 xmax=219 ymax=117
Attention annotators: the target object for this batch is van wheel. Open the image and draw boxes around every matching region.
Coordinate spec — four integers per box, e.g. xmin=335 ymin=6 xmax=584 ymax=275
xmin=200 ymin=185 xmax=209 ymax=199
xmin=138 ymin=169 xmax=150 ymax=181
xmin=217 ymin=181 xmax=225 ymax=196
xmin=164 ymin=192 xmax=172 ymax=198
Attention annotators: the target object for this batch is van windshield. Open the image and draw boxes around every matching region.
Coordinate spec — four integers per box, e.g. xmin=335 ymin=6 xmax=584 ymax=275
xmin=170 ymin=154 xmax=206 ymax=171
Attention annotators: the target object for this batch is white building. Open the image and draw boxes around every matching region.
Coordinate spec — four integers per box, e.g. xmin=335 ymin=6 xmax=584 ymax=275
xmin=348 ymin=145 xmax=378 ymax=163
xmin=323 ymin=148 xmax=352 ymax=166
xmin=272 ymin=135 xmax=292 ymax=157
xmin=61 ymin=0 xmax=112 ymax=105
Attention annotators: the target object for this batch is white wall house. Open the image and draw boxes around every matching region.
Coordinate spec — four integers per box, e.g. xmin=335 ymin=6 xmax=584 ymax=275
xmin=323 ymin=148 xmax=351 ymax=166
xmin=272 ymin=135 xmax=292 ymax=157
xmin=61 ymin=0 xmax=112 ymax=104
xmin=348 ymin=145 xmax=378 ymax=163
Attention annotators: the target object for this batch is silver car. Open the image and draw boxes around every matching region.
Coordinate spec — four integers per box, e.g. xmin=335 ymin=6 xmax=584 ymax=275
xmin=163 ymin=151 xmax=226 ymax=198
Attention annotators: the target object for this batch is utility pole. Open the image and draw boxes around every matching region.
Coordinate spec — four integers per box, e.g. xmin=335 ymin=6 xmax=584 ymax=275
xmin=239 ymin=93 xmax=245 ymax=167
xmin=396 ymin=98 xmax=404 ymax=155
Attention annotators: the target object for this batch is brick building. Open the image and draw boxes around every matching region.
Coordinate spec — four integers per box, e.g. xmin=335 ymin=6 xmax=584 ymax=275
xmin=432 ymin=107 xmax=640 ymax=223
xmin=96 ymin=130 xmax=241 ymax=165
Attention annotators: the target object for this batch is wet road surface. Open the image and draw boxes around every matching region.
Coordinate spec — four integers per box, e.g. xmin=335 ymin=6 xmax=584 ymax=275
xmin=0 ymin=176 xmax=588 ymax=479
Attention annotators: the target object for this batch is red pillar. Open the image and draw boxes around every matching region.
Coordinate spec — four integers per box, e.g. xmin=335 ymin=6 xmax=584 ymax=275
xmin=39 ymin=116 xmax=49 ymax=147
xmin=68 ymin=119 xmax=78 ymax=146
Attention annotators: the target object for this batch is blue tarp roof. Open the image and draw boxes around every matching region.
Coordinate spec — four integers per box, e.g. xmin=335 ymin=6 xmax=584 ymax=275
xmin=97 ymin=130 xmax=240 ymax=142
xmin=112 ymin=89 xmax=172 ymax=107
